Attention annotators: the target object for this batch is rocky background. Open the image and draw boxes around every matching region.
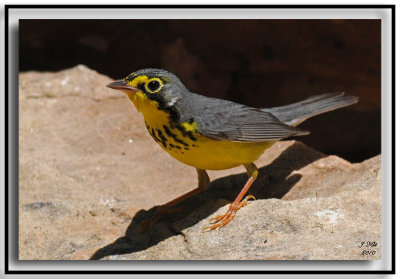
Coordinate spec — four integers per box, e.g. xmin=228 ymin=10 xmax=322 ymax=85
xmin=19 ymin=19 xmax=381 ymax=163
xmin=18 ymin=66 xmax=381 ymax=260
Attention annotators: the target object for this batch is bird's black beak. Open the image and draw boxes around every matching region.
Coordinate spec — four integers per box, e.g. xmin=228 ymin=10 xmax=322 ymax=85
xmin=106 ymin=80 xmax=137 ymax=92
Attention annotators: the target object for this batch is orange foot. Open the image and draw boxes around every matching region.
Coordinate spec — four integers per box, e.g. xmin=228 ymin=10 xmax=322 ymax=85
xmin=138 ymin=206 xmax=185 ymax=232
xmin=203 ymin=195 xmax=255 ymax=232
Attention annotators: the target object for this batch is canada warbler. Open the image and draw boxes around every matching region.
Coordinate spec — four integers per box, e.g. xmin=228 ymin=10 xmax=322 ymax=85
xmin=107 ymin=68 xmax=358 ymax=232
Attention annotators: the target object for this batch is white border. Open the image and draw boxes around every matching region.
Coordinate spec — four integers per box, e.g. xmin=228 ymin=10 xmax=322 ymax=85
xmin=5 ymin=6 xmax=393 ymax=274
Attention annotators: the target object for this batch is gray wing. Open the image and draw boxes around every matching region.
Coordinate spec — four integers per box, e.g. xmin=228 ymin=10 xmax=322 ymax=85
xmin=195 ymin=101 xmax=309 ymax=142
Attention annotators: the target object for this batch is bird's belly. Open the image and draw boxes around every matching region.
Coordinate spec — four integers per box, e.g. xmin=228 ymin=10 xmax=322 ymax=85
xmin=145 ymin=121 xmax=275 ymax=169
xmin=169 ymin=137 xmax=276 ymax=170
xmin=140 ymin=107 xmax=276 ymax=170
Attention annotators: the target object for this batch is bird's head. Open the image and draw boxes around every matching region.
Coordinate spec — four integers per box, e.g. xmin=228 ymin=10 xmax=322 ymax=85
xmin=107 ymin=68 xmax=186 ymax=111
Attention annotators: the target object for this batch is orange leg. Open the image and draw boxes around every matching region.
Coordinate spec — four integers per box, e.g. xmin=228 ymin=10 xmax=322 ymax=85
xmin=139 ymin=169 xmax=210 ymax=232
xmin=203 ymin=163 xmax=258 ymax=232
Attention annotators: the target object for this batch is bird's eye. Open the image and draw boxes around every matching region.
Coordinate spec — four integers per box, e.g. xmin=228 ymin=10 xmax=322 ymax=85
xmin=145 ymin=79 xmax=162 ymax=93
xmin=148 ymin=80 xmax=160 ymax=91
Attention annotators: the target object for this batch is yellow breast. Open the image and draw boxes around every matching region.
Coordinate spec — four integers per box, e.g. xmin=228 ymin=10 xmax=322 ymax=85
xmin=128 ymin=92 xmax=275 ymax=170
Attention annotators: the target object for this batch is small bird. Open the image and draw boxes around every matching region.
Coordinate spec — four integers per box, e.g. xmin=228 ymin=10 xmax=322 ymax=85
xmin=107 ymin=68 xmax=358 ymax=232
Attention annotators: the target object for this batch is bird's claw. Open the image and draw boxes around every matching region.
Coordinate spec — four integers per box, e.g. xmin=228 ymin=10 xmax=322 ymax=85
xmin=138 ymin=205 xmax=187 ymax=233
xmin=202 ymin=195 xmax=256 ymax=232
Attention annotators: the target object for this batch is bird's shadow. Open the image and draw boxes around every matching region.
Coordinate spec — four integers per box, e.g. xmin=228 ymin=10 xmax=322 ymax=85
xmin=90 ymin=142 xmax=324 ymax=260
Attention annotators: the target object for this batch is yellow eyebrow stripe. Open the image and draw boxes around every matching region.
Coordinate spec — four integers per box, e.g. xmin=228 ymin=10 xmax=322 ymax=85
xmin=127 ymin=75 xmax=148 ymax=88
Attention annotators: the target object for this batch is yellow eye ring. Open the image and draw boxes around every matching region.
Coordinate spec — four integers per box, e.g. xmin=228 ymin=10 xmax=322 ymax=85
xmin=145 ymin=78 xmax=163 ymax=93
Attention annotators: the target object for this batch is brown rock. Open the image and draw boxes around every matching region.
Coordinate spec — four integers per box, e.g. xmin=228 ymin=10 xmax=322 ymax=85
xmin=19 ymin=66 xmax=380 ymax=260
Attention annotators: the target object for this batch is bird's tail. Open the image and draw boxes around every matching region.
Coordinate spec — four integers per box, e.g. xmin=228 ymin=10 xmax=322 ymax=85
xmin=263 ymin=92 xmax=359 ymax=126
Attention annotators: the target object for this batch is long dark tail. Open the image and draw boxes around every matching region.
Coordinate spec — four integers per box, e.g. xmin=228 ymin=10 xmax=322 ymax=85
xmin=263 ymin=92 xmax=359 ymax=126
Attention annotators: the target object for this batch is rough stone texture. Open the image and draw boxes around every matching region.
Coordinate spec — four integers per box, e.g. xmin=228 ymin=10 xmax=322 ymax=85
xmin=19 ymin=66 xmax=381 ymax=261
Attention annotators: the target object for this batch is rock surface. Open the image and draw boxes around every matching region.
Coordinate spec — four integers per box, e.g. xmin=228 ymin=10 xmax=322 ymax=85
xmin=18 ymin=66 xmax=381 ymax=260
